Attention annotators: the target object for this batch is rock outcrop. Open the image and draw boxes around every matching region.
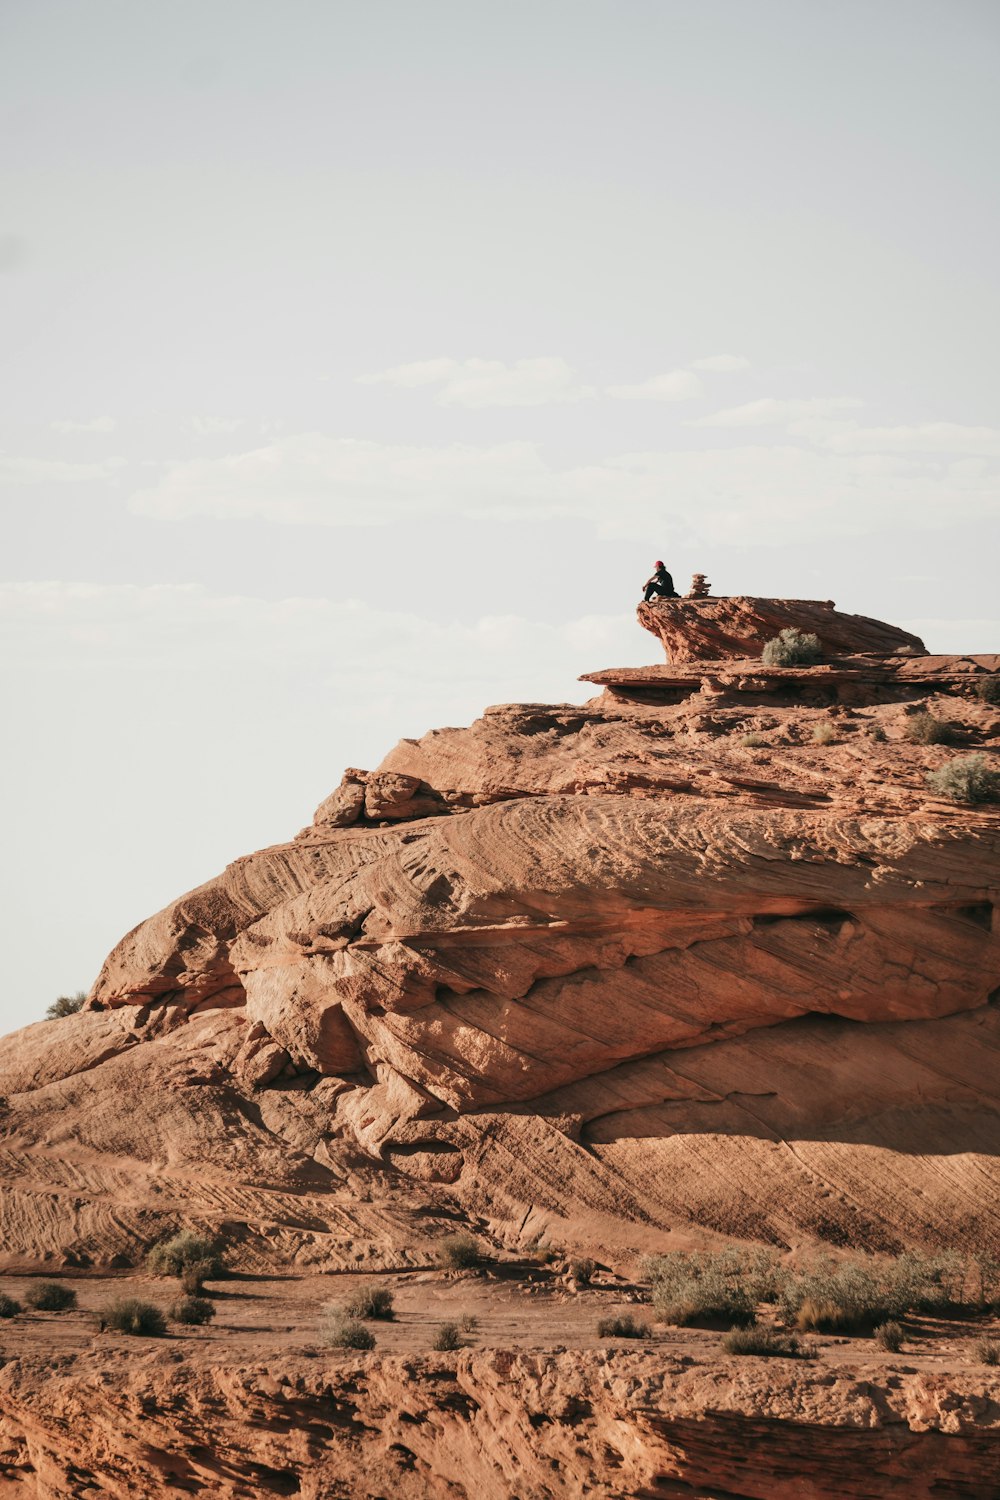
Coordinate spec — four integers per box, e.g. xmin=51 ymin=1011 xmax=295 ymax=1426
xmin=637 ymin=595 xmax=926 ymax=662
xmin=0 ymin=602 xmax=995 ymax=1269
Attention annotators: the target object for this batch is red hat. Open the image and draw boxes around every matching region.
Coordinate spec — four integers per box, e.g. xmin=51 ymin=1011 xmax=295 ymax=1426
xmin=654 ymin=560 xmax=664 ymax=568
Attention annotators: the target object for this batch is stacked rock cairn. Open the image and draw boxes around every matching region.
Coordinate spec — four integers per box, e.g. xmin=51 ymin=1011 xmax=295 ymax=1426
xmin=687 ymin=572 xmax=711 ymax=598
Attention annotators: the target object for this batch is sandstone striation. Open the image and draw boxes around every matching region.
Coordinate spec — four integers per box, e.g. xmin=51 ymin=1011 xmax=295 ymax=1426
xmin=1 ymin=595 xmax=999 ymax=1496
xmin=637 ymin=595 xmax=926 ymax=662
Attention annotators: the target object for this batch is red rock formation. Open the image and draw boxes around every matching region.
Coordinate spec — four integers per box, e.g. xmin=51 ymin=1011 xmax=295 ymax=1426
xmin=638 ymin=595 xmax=926 ymax=662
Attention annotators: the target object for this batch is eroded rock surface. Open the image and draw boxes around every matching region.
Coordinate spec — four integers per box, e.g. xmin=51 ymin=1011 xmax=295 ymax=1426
xmin=637 ymin=595 xmax=926 ymax=662
xmin=0 ymin=602 xmax=998 ymax=1272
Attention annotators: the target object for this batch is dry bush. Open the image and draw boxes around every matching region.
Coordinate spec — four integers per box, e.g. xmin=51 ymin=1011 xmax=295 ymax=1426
xmin=973 ymin=677 xmax=1000 ymax=704
xmin=783 ymin=1250 xmax=967 ymax=1332
xmin=926 ymin=754 xmax=998 ymax=804
xmin=647 ymin=1247 xmax=781 ymax=1328
xmin=740 ymin=732 xmax=769 ymax=748
xmin=0 ymin=1293 xmax=22 ymax=1318
xmin=147 ymin=1231 xmax=225 ymax=1280
xmin=874 ymin=1320 xmax=904 ymax=1352
xmin=180 ymin=1258 xmax=220 ymax=1295
xmin=25 ymin=1281 xmax=77 ymax=1312
xmin=904 ymin=711 xmax=954 ymax=745
xmin=45 ymin=991 xmax=87 ymax=1020
xmin=570 ymin=1257 xmax=597 ymax=1286
xmin=325 ymin=1315 xmax=376 ymax=1350
xmin=170 ymin=1296 xmax=216 ymax=1326
xmin=812 ymin=722 xmax=836 ymax=745
xmin=975 ymin=1338 xmax=1000 ymax=1366
xmin=437 ymin=1233 xmax=484 ymax=1270
xmin=344 ymin=1283 xmax=395 ymax=1320
xmin=432 ymin=1321 xmax=464 ymax=1351
xmin=103 ymin=1298 xmax=166 ymax=1336
xmin=721 ymin=1325 xmax=801 ymax=1357
xmin=597 ymin=1313 xmax=649 ymax=1339
xmin=458 ymin=1312 xmax=478 ymax=1333
xmin=761 ymin=629 xmax=821 ymax=667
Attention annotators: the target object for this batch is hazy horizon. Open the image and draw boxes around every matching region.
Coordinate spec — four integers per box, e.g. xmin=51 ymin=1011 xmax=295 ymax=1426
xmin=2 ymin=0 xmax=998 ymax=1030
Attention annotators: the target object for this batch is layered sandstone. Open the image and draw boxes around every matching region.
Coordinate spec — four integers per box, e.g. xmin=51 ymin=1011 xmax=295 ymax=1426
xmin=0 ymin=599 xmax=996 ymax=1273
xmin=637 ymin=595 xmax=926 ymax=662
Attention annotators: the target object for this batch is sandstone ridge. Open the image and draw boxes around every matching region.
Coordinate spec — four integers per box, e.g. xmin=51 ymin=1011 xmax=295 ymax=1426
xmin=0 ymin=597 xmax=998 ymax=1273
xmin=637 ymin=594 xmax=926 ymax=662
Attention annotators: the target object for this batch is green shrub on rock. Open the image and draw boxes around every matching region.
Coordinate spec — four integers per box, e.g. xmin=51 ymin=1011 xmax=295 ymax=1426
xmin=170 ymin=1296 xmax=216 ymax=1326
xmin=147 ymin=1231 xmax=225 ymax=1280
xmin=926 ymin=754 xmax=998 ymax=804
xmin=25 ymin=1282 xmax=77 ymax=1312
xmin=103 ymin=1297 xmax=166 ymax=1336
xmin=344 ymin=1283 xmax=395 ymax=1320
xmin=761 ymin=629 xmax=821 ymax=667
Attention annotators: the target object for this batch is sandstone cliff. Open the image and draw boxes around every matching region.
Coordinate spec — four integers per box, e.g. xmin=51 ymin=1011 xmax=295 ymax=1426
xmin=0 ymin=599 xmax=997 ymax=1271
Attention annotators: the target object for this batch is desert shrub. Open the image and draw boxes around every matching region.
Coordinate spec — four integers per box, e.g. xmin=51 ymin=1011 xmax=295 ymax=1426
xmin=761 ymin=629 xmax=821 ymax=667
xmin=904 ymin=711 xmax=953 ymax=745
xmin=326 ymin=1316 xmax=376 ymax=1351
xmin=782 ymin=1251 xmax=966 ymax=1333
xmin=647 ymin=1247 xmax=781 ymax=1328
xmin=740 ymin=732 xmax=769 ymax=748
xmin=179 ymin=1258 xmax=221 ymax=1295
xmin=147 ymin=1231 xmax=225 ymax=1280
xmin=25 ymin=1281 xmax=77 ymax=1312
xmin=874 ymin=1320 xmax=904 ymax=1352
xmin=45 ymin=991 xmax=87 ymax=1020
xmin=974 ymin=677 xmax=1000 ymax=705
xmin=170 ymin=1295 xmax=216 ymax=1326
xmin=975 ymin=1338 xmax=1000 ymax=1366
xmin=103 ymin=1297 xmax=166 ymax=1336
xmin=597 ymin=1313 xmax=649 ymax=1340
xmin=721 ymin=1324 xmax=801 ymax=1357
xmin=433 ymin=1321 xmax=464 ymax=1351
xmin=570 ymin=1257 xmax=597 ymax=1286
xmin=0 ymin=1292 xmax=22 ymax=1318
xmin=437 ymin=1233 xmax=484 ymax=1270
xmin=459 ymin=1312 xmax=478 ymax=1333
xmin=343 ymin=1283 xmax=395 ymax=1320
xmin=868 ymin=722 xmax=888 ymax=742
xmin=812 ymin=721 xmax=836 ymax=745
xmin=926 ymin=754 xmax=998 ymax=804
xmin=970 ymin=1254 xmax=1000 ymax=1309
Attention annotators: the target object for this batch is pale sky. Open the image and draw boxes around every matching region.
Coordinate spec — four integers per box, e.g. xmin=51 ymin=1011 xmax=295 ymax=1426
xmin=2 ymin=0 xmax=998 ymax=1030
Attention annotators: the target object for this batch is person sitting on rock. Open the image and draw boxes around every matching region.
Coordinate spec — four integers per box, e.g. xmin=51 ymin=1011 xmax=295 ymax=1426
xmin=643 ymin=561 xmax=680 ymax=601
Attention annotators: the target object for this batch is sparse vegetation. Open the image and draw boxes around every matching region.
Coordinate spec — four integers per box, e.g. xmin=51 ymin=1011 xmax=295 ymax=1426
xmin=102 ymin=1297 xmax=166 ymax=1336
xmin=438 ymin=1233 xmax=484 ymax=1270
xmin=45 ymin=991 xmax=87 ymax=1020
xmin=180 ymin=1258 xmax=221 ymax=1295
xmin=926 ymin=753 xmax=998 ymax=804
xmin=904 ymin=711 xmax=954 ymax=746
xmin=344 ymin=1283 xmax=395 ymax=1320
xmin=721 ymin=1324 xmax=801 ymax=1357
xmin=147 ymin=1230 xmax=225 ymax=1280
xmin=646 ymin=1247 xmax=780 ymax=1328
xmin=170 ymin=1295 xmax=216 ymax=1326
xmin=459 ymin=1312 xmax=478 ymax=1333
xmin=975 ymin=1338 xmax=1000 ymax=1366
xmin=0 ymin=1293 xmax=22 ymax=1318
xmin=782 ymin=1250 xmax=968 ymax=1332
xmin=812 ymin=721 xmax=836 ymax=745
xmin=597 ymin=1313 xmax=650 ymax=1340
xmin=325 ymin=1316 xmax=376 ymax=1351
xmin=867 ymin=722 xmax=888 ymax=742
xmin=974 ymin=677 xmax=1000 ymax=705
xmin=761 ymin=629 xmax=822 ymax=667
xmin=432 ymin=1321 xmax=464 ymax=1351
xmin=874 ymin=1320 xmax=904 ymax=1352
xmin=570 ymin=1257 xmax=597 ymax=1286
xmin=740 ymin=731 xmax=769 ymax=748
xmin=25 ymin=1281 xmax=77 ymax=1312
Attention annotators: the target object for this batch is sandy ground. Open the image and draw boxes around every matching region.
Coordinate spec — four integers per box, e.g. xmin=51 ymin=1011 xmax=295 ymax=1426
xmin=2 ymin=1263 xmax=997 ymax=1375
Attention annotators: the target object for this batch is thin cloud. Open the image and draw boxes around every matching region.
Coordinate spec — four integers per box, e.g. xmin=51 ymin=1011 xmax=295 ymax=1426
xmin=691 ymin=354 xmax=751 ymax=373
xmin=606 ymin=370 xmax=704 ymax=402
xmin=2 ymin=454 xmax=124 ymax=484
xmin=192 ymin=416 xmax=246 ymax=435
xmin=357 ymin=356 xmax=594 ymax=407
xmin=50 ymin=416 xmax=117 ymax=434
xmin=127 ymin=430 xmax=998 ymax=547
xmin=693 ymin=396 xmax=863 ymax=427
